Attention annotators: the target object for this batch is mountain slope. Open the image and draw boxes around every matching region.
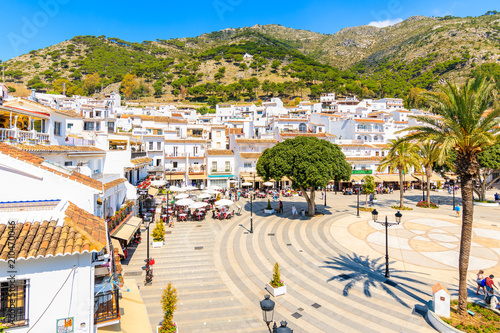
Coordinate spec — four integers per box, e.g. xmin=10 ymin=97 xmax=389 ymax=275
xmin=2 ymin=12 xmax=500 ymax=102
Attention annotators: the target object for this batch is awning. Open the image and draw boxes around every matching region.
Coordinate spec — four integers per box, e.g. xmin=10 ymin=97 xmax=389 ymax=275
xmin=111 ymin=216 xmax=142 ymax=243
xmin=350 ymin=175 xmax=366 ymax=182
xmin=189 ymin=174 xmax=207 ymax=180
xmin=112 ymin=238 xmax=124 ymax=257
xmin=148 ymin=187 xmax=158 ymax=196
xmin=240 ymin=172 xmax=263 ymax=182
xmin=165 ymin=174 xmax=186 ymax=180
xmin=412 ymin=173 xmax=445 ymax=183
xmin=375 ymin=174 xmax=401 ymax=182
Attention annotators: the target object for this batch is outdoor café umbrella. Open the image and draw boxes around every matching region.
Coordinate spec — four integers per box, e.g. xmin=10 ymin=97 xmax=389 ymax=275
xmin=169 ymin=186 xmax=186 ymax=192
xmin=183 ymin=185 xmax=198 ymax=191
xmin=242 ymin=182 xmax=252 ymax=187
xmin=208 ymin=185 xmax=222 ymax=191
xmin=189 ymin=202 xmax=209 ymax=209
xmin=214 ymin=199 xmax=234 ymax=206
xmin=151 ymin=180 xmax=167 ymax=187
xmin=263 ymin=181 xmax=274 ymax=187
xmin=204 ymin=189 xmax=218 ymax=195
xmin=175 ymin=193 xmax=189 ymax=199
xmin=198 ymin=193 xmax=212 ymax=199
xmin=175 ymin=198 xmax=195 ymax=206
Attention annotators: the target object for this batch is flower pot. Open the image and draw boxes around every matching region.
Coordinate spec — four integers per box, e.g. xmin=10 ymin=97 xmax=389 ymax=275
xmin=152 ymin=241 xmax=164 ymax=248
xmin=264 ymin=209 xmax=274 ymax=214
xmin=266 ymin=283 xmax=287 ymax=297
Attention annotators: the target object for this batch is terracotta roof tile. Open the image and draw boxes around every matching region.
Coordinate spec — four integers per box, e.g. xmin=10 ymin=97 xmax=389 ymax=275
xmin=130 ymin=157 xmax=152 ymax=166
xmin=13 ymin=144 xmax=104 ymax=153
xmin=164 ymin=139 xmax=207 ymax=144
xmin=0 ymin=143 xmax=103 ymax=191
xmin=354 ymin=119 xmax=385 ymax=123
xmin=103 ymin=178 xmax=127 ymax=190
xmin=280 ymin=133 xmax=328 ymax=138
xmin=346 ymin=156 xmax=384 ymax=162
xmin=153 ymin=116 xmax=187 ymax=124
xmin=207 ymin=149 xmax=234 ymax=156
xmin=0 ymin=203 xmax=106 ymax=261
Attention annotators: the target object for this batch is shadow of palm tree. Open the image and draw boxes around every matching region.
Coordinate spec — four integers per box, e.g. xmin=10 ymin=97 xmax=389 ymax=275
xmin=322 ymin=253 xmax=431 ymax=308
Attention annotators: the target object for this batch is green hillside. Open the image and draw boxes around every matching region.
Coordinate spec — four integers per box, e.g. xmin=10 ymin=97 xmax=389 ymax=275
xmin=2 ymin=12 xmax=500 ymax=104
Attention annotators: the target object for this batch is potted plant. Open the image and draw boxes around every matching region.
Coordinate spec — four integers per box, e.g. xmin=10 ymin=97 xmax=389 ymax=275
xmin=157 ymin=282 xmax=178 ymax=333
xmin=436 ymin=180 xmax=443 ymax=192
xmin=264 ymin=199 xmax=274 ymax=214
xmin=265 ymin=262 xmax=286 ymax=296
xmin=152 ymin=222 xmax=165 ymax=248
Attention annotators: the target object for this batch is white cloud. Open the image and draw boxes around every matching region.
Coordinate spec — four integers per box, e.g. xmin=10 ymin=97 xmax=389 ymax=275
xmin=368 ymin=18 xmax=403 ymax=28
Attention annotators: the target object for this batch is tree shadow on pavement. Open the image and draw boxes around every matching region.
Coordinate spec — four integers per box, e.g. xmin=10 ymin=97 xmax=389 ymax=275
xmin=322 ymin=253 xmax=431 ymax=308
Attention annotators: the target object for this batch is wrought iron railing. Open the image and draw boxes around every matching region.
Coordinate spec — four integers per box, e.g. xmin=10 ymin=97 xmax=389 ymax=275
xmin=94 ymin=288 xmax=120 ymax=324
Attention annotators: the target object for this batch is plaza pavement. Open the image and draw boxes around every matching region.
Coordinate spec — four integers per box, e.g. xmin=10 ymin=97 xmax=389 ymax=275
xmin=121 ymin=188 xmax=500 ymax=332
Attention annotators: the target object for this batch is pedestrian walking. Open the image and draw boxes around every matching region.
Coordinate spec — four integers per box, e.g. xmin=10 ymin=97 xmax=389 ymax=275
xmin=291 ymin=205 xmax=297 ymax=216
xmin=455 ymin=204 xmax=460 ymax=218
xmin=477 ymin=270 xmax=486 ymax=295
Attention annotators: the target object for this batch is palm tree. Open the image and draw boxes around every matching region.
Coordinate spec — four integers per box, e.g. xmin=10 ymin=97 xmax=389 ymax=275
xmin=377 ymin=138 xmax=420 ymax=208
xmin=402 ymin=76 xmax=500 ymax=316
xmin=417 ymin=141 xmax=442 ymax=205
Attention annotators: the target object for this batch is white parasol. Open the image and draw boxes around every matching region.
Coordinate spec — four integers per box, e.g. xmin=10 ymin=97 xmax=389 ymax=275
xmin=214 ymin=199 xmax=234 ymax=206
xmin=208 ymin=185 xmax=222 ymax=191
xmin=169 ymin=186 xmax=186 ymax=192
xmin=151 ymin=180 xmax=167 ymax=187
xmin=189 ymin=202 xmax=209 ymax=209
xmin=263 ymin=181 xmax=274 ymax=186
xmin=182 ymin=185 xmax=198 ymax=191
xmin=175 ymin=198 xmax=195 ymax=206
xmin=204 ymin=189 xmax=218 ymax=195
xmin=175 ymin=193 xmax=189 ymax=199
xmin=198 ymin=193 xmax=212 ymax=199
xmin=242 ymin=182 xmax=252 ymax=186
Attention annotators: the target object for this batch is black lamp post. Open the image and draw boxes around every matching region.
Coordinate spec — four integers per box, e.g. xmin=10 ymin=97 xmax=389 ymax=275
xmin=260 ymin=295 xmax=293 ymax=333
xmin=450 ymin=179 xmax=455 ymax=210
xmin=324 ymin=187 xmax=327 ymax=207
xmin=166 ymin=171 xmax=174 ymax=209
xmin=357 ymin=185 xmax=360 ymax=217
xmin=421 ymin=169 xmax=425 ymax=202
xmin=250 ymin=172 xmax=255 ymax=234
xmin=144 ymin=216 xmax=151 ymax=269
xmin=372 ymin=209 xmax=402 ymax=278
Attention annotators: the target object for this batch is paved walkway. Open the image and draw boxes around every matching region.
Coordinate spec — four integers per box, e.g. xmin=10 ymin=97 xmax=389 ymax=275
xmin=121 ymin=188 xmax=500 ymax=332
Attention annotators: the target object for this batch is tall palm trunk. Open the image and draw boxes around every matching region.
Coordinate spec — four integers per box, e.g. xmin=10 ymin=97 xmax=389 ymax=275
xmin=455 ymin=152 xmax=479 ymax=316
xmin=457 ymin=173 xmax=474 ymax=316
xmin=399 ymin=170 xmax=404 ymax=208
xmin=426 ymin=166 xmax=432 ymax=205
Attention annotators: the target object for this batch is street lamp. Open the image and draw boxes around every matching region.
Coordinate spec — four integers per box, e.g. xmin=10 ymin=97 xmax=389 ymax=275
xmin=324 ymin=185 xmax=327 ymax=207
xmin=250 ymin=172 xmax=256 ymax=233
xmin=260 ymin=295 xmax=293 ymax=333
xmin=144 ymin=215 xmax=152 ymax=269
xmin=450 ymin=179 xmax=455 ymax=210
xmin=372 ymin=209 xmax=402 ymax=278
xmin=421 ymin=169 xmax=425 ymax=202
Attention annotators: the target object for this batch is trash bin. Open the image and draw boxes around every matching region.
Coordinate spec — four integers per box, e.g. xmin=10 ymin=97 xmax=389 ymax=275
xmin=301 ymin=210 xmax=305 ymax=216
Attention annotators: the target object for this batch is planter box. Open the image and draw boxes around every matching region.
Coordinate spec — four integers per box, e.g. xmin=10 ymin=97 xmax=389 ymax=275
xmin=157 ymin=325 xmax=178 ymax=333
xmin=474 ymin=201 xmax=499 ymax=207
xmin=152 ymin=241 xmax=164 ymax=248
xmin=266 ymin=283 xmax=286 ymax=297
xmin=372 ymin=200 xmax=378 ymax=204
xmin=426 ymin=301 xmax=464 ymax=333
xmin=264 ymin=209 xmax=274 ymax=214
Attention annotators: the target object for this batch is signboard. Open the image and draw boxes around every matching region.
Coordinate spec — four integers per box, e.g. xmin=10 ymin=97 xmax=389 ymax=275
xmin=56 ymin=317 xmax=74 ymax=333
xmin=351 ymin=170 xmax=372 ymax=174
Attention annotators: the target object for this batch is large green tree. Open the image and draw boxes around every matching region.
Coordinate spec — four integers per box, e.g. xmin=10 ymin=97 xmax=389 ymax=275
xmin=403 ymin=76 xmax=500 ymax=316
xmin=256 ymin=137 xmax=351 ymax=216
xmin=377 ymin=138 xmax=420 ymax=208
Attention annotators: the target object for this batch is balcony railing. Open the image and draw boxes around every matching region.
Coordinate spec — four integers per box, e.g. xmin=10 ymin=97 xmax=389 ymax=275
xmin=211 ymin=167 xmax=232 ymax=174
xmin=66 ymin=137 xmax=95 ymax=146
xmin=132 ymin=151 xmax=147 ymax=158
xmin=94 ymin=288 xmax=120 ymax=325
xmin=0 ymin=128 xmax=50 ymax=144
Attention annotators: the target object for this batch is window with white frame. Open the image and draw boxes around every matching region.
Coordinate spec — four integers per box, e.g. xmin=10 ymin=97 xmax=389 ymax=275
xmin=193 ymin=146 xmax=198 ymax=156
xmin=156 ymin=142 xmax=161 ymax=150
xmin=0 ymin=279 xmax=29 ymax=326
xmin=244 ymin=163 xmax=251 ymax=168
xmin=225 ymin=161 xmax=230 ymax=172
xmin=212 ymin=161 xmax=217 ymax=172
xmin=173 ymin=147 xmax=178 ymax=156
xmin=149 ymin=142 xmax=153 ymax=150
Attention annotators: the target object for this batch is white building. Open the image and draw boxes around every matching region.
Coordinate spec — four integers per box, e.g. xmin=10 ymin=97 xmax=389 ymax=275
xmin=206 ymin=149 xmax=235 ymax=188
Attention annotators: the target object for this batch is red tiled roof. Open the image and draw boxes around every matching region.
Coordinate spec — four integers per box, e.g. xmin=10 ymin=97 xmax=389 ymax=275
xmin=235 ymin=139 xmax=277 ymax=144
xmin=0 ymin=202 xmax=106 ymax=261
xmin=103 ymin=178 xmax=127 ymax=190
xmin=130 ymin=157 xmax=152 ymax=166
xmin=0 ymin=143 xmax=103 ymax=191
xmin=13 ymin=144 xmax=104 ymax=153
xmin=207 ymin=149 xmax=234 ymax=156
xmin=240 ymin=152 xmax=262 ymax=159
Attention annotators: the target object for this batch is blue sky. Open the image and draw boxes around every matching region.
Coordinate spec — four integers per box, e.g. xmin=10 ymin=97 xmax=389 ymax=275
xmin=1 ymin=0 xmax=497 ymax=61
